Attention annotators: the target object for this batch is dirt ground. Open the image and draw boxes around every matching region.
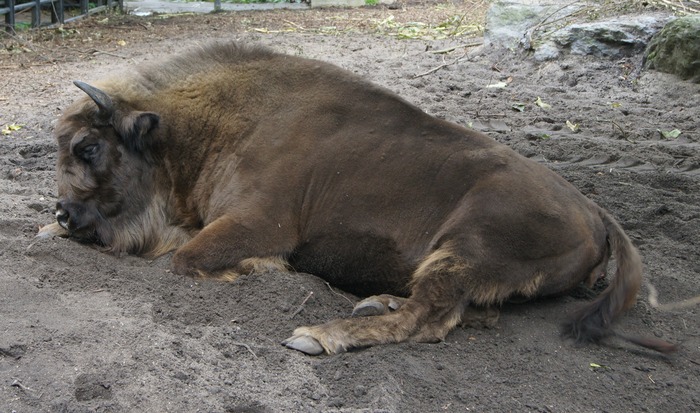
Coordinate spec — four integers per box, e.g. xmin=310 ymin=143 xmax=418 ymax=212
xmin=1 ymin=2 xmax=699 ymax=412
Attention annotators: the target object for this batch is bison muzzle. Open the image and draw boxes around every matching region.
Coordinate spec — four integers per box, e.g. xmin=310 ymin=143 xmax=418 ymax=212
xmin=39 ymin=42 xmax=675 ymax=355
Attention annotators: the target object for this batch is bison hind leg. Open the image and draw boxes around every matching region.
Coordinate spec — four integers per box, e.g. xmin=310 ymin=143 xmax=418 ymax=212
xmin=283 ymin=245 xmax=498 ymax=355
xmin=408 ymin=303 xmax=500 ymax=343
xmin=459 ymin=305 xmax=500 ymax=329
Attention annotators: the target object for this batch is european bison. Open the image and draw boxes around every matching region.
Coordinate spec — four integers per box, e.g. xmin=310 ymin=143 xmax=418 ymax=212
xmin=39 ymin=42 xmax=673 ymax=355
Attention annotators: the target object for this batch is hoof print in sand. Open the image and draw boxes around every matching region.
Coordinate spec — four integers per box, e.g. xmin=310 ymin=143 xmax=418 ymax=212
xmin=74 ymin=373 xmax=113 ymax=401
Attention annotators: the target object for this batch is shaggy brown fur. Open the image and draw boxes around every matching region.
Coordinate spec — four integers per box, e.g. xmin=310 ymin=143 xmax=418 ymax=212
xmin=39 ymin=42 xmax=675 ymax=355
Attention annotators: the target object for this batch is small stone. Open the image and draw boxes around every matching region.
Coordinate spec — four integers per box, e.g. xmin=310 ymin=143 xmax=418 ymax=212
xmin=327 ymin=398 xmax=344 ymax=408
xmin=353 ymin=385 xmax=368 ymax=396
xmin=27 ymin=203 xmax=48 ymax=213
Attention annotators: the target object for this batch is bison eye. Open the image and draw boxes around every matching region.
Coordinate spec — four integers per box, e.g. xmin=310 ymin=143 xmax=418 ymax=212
xmin=77 ymin=143 xmax=100 ymax=162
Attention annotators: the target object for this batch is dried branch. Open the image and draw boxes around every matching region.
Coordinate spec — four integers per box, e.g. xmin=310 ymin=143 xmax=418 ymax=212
xmin=413 ymin=52 xmax=467 ymax=79
xmin=646 ymin=281 xmax=700 ymax=311
xmin=290 ymin=291 xmax=314 ymax=318
xmin=231 ymin=341 xmax=257 ymax=358
xmin=324 ymin=281 xmax=355 ymax=307
xmin=430 ymin=41 xmax=483 ymax=54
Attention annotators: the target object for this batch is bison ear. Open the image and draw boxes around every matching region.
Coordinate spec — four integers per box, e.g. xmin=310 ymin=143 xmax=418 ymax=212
xmin=73 ymin=81 xmax=114 ymax=117
xmin=115 ymin=111 xmax=160 ymax=153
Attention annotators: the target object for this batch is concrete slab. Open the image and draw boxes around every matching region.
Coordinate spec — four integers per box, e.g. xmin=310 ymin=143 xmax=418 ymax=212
xmin=124 ymin=0 xmax=395 ymax=15
xmin=124 ymin=0 xmax=308 ymax=16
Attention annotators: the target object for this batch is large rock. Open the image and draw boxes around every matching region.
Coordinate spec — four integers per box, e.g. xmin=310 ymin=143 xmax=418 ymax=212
xmin=541 ymin=15 xmax=672 ymax=60
xmin=483 ymin=1 xmax=673 ymax=61
xmin=644 ymin=15 xmax=700 ymax=83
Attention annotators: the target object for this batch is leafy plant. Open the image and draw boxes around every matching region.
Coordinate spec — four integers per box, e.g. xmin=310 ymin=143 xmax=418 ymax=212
xmin=14 ymin=22 xmax=32 ymax=31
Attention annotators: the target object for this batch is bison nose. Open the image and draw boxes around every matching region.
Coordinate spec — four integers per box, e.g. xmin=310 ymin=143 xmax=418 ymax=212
xmin=55 ymin=202 xmax=70 ymax=230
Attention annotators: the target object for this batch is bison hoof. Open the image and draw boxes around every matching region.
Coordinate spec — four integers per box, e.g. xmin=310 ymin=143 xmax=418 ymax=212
xmin=351 ymin=294 xmax=405 ymax=317
xmin=282 ymin=335 xmax=325 ymax=356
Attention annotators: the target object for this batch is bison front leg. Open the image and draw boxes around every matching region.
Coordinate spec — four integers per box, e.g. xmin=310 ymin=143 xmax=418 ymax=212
xmin=283 ymin=246 xmax=484 ymax=355
xmin=171 ymin=214 xmax=294 ymax=281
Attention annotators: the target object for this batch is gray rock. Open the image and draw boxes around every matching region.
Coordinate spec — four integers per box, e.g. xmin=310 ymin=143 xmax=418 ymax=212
xmin=533 ymin=42 xmax=561 ymax=61
xmin=546 ymin=15 xmax=673 ymax=59
xmin=484 ymin=1 xmax=674 ymax=60
xmin=644 ymin=15 xmax=700 ymax=83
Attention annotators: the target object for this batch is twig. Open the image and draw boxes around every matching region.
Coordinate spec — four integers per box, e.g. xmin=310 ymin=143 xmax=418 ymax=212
xmin=324 ymin=281 xmax=355 ymax=307
xmin=81 ymin=49 xmax=130 ymax=59
xmin=658 ymin=0 xmax=700 ymax=13
xmin=646 ymin=281 xmax=700 ymax=311
xmin=284 ymin=19 xmax=305 ymax=30
xmin=413 ymin=52 xmax=467 ymax=79
xmin=531 ymin=7 xmax=590 ymax=33
xmin=611 ymin=120 xmax=628 ymax=140
xmin=11 ymin=379 xmax=34 ymax=392
xmin=430 ymin=41 xmax=484 ymax=54
xmin=527 ymin=1 xmax=590 ymax=46
xmin=465 ymin=111 xmax=507 ymax=118
xmin=231 ymin=341 xmax=257 ymax=358
xmin=290 ymin=291 xmax=314 ymax=318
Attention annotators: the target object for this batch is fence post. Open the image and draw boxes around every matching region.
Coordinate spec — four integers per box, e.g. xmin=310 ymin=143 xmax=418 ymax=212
xmin=32 ymin=0 xmax=41 ymax=27
xmin=4 ymin=0 xmax=15 ymax=33
xmin=51 ymin=0 xmax=65 ymax=24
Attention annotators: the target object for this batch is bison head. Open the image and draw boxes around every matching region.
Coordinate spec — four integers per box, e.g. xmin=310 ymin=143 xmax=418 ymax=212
xmin=50 ymin=81 xmax=161 ymax=253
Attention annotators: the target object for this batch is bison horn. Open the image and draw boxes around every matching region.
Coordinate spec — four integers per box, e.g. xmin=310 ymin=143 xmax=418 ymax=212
xmin=73 ymin=81 xmax=115 ymax=115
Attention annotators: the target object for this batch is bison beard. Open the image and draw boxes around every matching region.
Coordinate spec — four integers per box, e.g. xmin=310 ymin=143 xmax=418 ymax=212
xmin=38 ymin=42 xmax=675 ymax=355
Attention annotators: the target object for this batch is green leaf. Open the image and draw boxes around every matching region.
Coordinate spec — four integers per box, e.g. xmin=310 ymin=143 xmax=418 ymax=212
xmin=566 ymin=120 xmax=579 ymax=132
xmin=659 ymin=129 xmax=681 ymax=139
xmin=512 ymin=103 xmax=526 ymax=112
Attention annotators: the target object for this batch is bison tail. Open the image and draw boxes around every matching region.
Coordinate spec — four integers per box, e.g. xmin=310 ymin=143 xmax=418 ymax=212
xmin=562 ymin=209 xmax=677 ymax=353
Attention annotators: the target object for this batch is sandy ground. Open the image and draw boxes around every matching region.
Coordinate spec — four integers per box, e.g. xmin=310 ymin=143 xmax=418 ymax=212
xmin=1 ymin=3 xmax=699 ymax=412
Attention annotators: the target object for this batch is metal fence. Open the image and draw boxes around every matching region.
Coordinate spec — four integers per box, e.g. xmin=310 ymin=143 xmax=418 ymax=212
xmin=1 ymin=0 xmax=123 ymax=33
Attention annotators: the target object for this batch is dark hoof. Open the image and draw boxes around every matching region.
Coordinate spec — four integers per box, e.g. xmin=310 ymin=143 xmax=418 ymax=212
xmin=282 ymin=335 xmax=324 ymax=355
xmin=352 ymin=300 xmax=386 ymax=317
xmin=352 ymin=295 xmax=404 ymax=317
